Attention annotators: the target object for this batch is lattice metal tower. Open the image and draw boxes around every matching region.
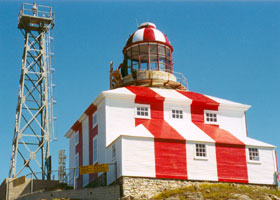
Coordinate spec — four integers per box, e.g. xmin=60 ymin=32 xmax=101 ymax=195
xmin=9 ymin=3 xmax=55 ymax=180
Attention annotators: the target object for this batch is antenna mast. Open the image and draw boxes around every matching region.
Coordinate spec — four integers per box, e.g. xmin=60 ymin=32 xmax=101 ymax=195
xmin=9 ymin=3 xmax=55 ymax=180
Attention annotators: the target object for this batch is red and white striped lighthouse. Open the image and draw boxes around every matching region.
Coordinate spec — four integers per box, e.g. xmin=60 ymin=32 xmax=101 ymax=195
xmin=65 ymin=22 xmax=278 ymax=189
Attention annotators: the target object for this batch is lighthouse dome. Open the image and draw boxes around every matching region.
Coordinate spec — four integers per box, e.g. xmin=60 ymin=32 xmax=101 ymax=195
xmin=124 ymin=22 xmax=173 ymax=51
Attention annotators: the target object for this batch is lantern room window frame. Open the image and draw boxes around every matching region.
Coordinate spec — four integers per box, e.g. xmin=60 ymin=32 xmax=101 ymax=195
xmin=123 ymin=42 xmax=173 ymax=75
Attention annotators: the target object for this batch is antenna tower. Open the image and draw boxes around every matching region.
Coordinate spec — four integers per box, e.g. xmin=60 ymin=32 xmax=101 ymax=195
xmin=9 ymin=3 xmax=56 ymax=180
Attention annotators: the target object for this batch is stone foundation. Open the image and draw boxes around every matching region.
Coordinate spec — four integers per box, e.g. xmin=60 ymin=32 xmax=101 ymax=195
xmin=119 ymin=176 xmax=198 ymax=199
xmin=118 ymin=176 xmax=277 ymax=199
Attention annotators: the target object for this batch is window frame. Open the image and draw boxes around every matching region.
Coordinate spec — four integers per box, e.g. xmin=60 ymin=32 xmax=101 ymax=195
xmin=112 ymin=143 xmax=116 ymax=160
xmin=93 ymin=137 xmax=98 ymax=164
xmin=135 ymin=104 xmax=151 ymax=119
xmin=204 ymin=110 xmax=218 ymax=125
xmin=75 ymin=153 xmax=79 ymax=178
xmin=247 ymin=147 xmax=260 ymax=164
xmin=170 ymin=108 xmax=184 ymax=120
xmin=92 ymin=113 xmax=97 ymax=128
xmin=194 ymin=143 xmax=208 ymax=160
xmin=75 ymin=131 xmax=79 ymax=146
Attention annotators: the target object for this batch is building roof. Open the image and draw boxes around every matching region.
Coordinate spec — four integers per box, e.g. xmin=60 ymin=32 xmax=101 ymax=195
xmin=124 ymin=22 xmax=172 ymax=51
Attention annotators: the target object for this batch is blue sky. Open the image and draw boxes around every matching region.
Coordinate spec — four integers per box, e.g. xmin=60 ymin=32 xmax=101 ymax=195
xmin=0 ymin=1 xmax=279 ymax=182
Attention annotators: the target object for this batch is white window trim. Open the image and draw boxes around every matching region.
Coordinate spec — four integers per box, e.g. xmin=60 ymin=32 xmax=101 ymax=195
xmin=135 ymin=104 xmax=151 ymax=119
xmin=92 ymin=113 xmax=97 ymax=128
xmin=75 ymin=153 xmax=79 ymax=178
xmin=75 ymin=131 xmax=79 ymax=146
xmin=194 ymin=143 xmax=208 ymax=160
xmin=170 ymin=108 xmax=184 ymax=120
xmin=247 ymin=147 xmax=261 ymax=164
xmin=204 ymin=110 xmax=218 ymax=125
xmin=93 ymin=137 xmax=98 ymax=164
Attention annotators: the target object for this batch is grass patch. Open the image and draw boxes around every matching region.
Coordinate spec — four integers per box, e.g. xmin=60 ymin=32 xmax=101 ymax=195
xmin=152 ymin=183 xmax=280 ymax=200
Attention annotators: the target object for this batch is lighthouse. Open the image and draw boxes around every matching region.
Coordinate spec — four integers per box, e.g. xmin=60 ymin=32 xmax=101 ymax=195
xmin=65 ymin=22 xmax=278 ymax=197
xmin=111 ymin=22 xmax=187 ymax=90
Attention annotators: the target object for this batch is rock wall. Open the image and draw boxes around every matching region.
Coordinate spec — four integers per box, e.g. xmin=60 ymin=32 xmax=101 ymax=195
xmin=119 ymin=176 xmax=278 ymax=200
xmin=120 ymin=176 xmax=196 ymax=199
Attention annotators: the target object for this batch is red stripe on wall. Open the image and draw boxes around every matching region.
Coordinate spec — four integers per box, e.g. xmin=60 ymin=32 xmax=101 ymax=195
xmin=126 ymin=86 xmax=164 ymax=119
xmin=85 ymin=104 xmax=98 ymax=183
xmin=126 ymin=86 xmax=187 ymax=179
xmin=178 ymin=90 xmax=248 ymax=183
xmin=155 ymin=139 xmax=187 ymax=179
xmin=216 ymin=144 xmax=248 ymax=183
xmin=139 ymin=119 xmax=185 ymax=140
xmin=72 ymin=122 xmax=83 ymax=188
xmin=275 ymin=151 xmax=279 ymax=180
xmin=194 ymin=122 xmax=243 ymax=145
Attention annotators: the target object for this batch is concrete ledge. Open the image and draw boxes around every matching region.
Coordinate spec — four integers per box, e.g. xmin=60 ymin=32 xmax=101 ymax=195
xmin=17 ymin=185 xmax=120 ymax=200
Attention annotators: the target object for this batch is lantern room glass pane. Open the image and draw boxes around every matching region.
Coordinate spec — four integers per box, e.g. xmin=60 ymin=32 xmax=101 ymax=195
xmin=140 ymin=54 xmax=149 ymax=63
xmin=124 ymin=43 xmax=173 ymax=74
xmin=150 ymin=63 xmax=157 ymax=71
xmin=158 ymin=45 xmax=165 ymax=55
xmin=159 ymin=63 xmax=165 ymax=71
xmin=139 ymin=44 xmax=148 ymax=55
xmin=140 ymin=62 xmax=148 ymax=70
xmin=131 ymin=46 xmax=139 ymax=60
xmin=166 ymin=47 xmax=171 ymax=57
xmin=150 ymin=54 xmax=157 ymax=62
xmin=150 ymin=44 xmax=157 ymax=54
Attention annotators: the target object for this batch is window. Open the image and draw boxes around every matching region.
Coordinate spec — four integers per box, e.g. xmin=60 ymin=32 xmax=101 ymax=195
xmin=93 ymin=137 xmax=98 ymax=163
xmin=92 ymin=113 xmax=97 ymax=128
xmin=135 ymin=104 xmax=150 ymax=119
xmin=75 ymin=131 xmax=79 ymax=146
xmin=249 ymin=148 xmax=259 ymax=161
xmin=204 ymin=111 xmax=218 ymax=124
xmin=195 ymin=144 xmax=207 ymax=158
xmin=171 ymin=109 xmax=183 ymax=119
xmin=75 ymin=154 xmax=79 ymax=178
xmin=112 ymin=144 xmax=116 ymax=159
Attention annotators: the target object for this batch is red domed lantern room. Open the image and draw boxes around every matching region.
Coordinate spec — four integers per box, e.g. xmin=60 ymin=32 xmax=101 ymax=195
xmin=110 ymin=22 xmax=187 ymax=90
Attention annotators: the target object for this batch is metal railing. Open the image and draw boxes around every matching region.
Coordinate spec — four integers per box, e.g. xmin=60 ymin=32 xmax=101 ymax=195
xmin=6 ymin=162 xmax=118 ymax=200
xmin=18 ymin=3 xmax=54 ymax=19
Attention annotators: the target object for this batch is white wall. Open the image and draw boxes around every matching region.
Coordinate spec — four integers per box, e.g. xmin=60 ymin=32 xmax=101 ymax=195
xmin=163 ymin=100 xmax=215 ymax=142
xmin=121 ymin=136 xmax=156 ymax=178
xmin=246 ymin=147 xmax=276 ymax=185
xmin=218 ymin=108 xmax=247 ymax=138
xmin=107 ymin=137 xmax=122 ymax=185
xmin=186 ymin=142 xmax=218 ymax=181
xmin=105 ymin=96 xmax=135 ymax=146
xmin=98 ymin=100 xmax=106 ymax=166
